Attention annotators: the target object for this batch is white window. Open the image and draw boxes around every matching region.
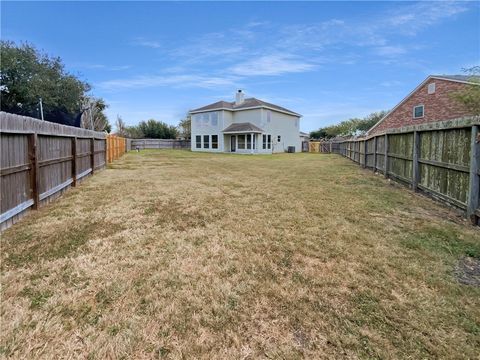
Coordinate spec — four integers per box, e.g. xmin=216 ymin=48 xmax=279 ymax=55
xmin=212 ymin=135 xmax=218 ymax=149
xmin=211 ymin=112 xmax=218 ymax=126
xmin=267 ymin=135 xmax=271 ymax=149
xmin=295 ymin=119 xmax=299 ymax=128
xmin=413 ymin=105 xmax=424 ymax=119
xmin=238 ymin=135 xmax=246 ymax=149
xmin=267 ymin=110 xmax=271 ymax=123
xmin=262 ymin=134 xmax=267 ymax=149
xmin=195 ymin=135 xmax=201 ymax=148
xmin=428 ymin=82 xmax=436 ymax=94
xmin=195 ymin=115 xmax=201 ymax=125
xmin=203 ymin=135 xmax=209 ymax=148
xmin=202 ymin=113 xmax=209 ymax=125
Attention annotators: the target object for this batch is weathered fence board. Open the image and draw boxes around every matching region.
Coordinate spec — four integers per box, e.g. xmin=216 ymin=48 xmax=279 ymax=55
xmin=330 ymin=117 xmax=480 ymax=224
xmin=0 ymin=112 xmax=107 ymax=230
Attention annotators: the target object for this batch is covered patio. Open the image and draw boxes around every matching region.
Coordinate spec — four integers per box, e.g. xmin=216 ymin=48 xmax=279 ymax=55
xmin=222 ymin=122 xmax=264 ymax=154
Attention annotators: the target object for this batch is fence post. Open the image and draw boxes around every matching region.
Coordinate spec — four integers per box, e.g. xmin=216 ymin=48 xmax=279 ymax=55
xmin=373 ymin=136 xmax=377 ymax=172
xmin=384 ymin=133 xmax=389 ymax=178
xmin=72 ymin=137 xmax=77 ymax=187
xmin=467 ymin=125 xmax=479 ymax=225
xmin=28 ymin=133 xmax=40 ymax=209
xmin=104 ymin=137 xmax=107 ymax=166
xmin=412 ymin=131 xmax=420 ymax=192
xmin=363 ymin=140 xmax=367 ymax=168
xmin=91 ymin=137 xmax=95 ymax=174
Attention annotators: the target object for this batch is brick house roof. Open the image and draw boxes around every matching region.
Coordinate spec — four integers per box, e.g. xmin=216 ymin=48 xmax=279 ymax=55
xmin=431 ymin=75 xmax=480 ymax=83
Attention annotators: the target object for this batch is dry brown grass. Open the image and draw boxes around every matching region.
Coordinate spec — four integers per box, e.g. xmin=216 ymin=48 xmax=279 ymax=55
xmin=1 ymin=150 xmax=479 ymax=359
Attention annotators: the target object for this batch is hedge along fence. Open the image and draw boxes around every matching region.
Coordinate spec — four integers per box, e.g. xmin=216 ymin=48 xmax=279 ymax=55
xmin=0 ymin=112 xmax=107 ymax=230
xmin=106 ymin=135 xmax=127 ymax=163
xmin=335 ymin=117 xmax=480 ymax=225
xmin=129 ymin=138 xmax=191 ymax=151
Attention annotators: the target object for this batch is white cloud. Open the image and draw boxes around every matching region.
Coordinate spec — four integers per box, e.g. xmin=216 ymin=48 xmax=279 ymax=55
xmin=384 ymin=1 xmax=469 ymax=35
xmin=132 ymin=37 xmax=162 ymax=49
xmin=98 ymin=74 xmax=239 ymax=91
xmin=76 ymin=63 xmax=132 ymax=71
xmin=374 ymin=46 xmax=407 ymax=57
xmin=229 ymin=54 xmax=316 ymax=76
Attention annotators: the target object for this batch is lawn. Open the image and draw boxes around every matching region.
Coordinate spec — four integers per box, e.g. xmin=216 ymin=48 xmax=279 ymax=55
xmin=1 ymin=150 xmax=479 ymax=359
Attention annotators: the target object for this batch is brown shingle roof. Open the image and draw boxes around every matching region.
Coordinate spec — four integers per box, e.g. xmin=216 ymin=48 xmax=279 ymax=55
xmin=190 ymin=97 xmax=301 ymax=116
xmin=222 ymin=122 xmax=264 ymax=133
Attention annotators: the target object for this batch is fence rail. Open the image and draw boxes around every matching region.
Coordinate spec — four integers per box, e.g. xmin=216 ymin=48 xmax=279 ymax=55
xmin=316 ymin=117 xmax=479 ymax=224
xmin=129 ymin=138 xmax=190 ymax=151
xmin=0 ymin=112 xmax=107 ymax=230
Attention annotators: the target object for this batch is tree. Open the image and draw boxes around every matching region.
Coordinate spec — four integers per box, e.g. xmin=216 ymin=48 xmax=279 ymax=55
xmin=309 ymin=128 xmax=328 ymax=139
xmin=124 ymin=125 xmax=144 ymax=139
xmin=127 ymin=119 xmax=178 ymax=139
xmin=115 ymin=115 xmax=128 ymax=136
xmin=178 ymin=114 xmax=191 ymax=140
xmin=310 ymin=110 xmax=389 ymax=139
xmin=0 ymin=41 xmax=91 ymax=126
xmin=451 ymin=66 xmax=480 ymax=115
xmin=80 ymin=97 xmax=111 ymax=132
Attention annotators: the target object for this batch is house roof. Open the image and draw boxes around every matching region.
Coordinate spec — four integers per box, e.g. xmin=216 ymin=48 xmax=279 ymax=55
xmin=190 ymin=97 xmax=301 ymax=117
xmin=431 ymin=75 xmax=480 ymax=84
xmin=222 ymin=122 xmax=264 ymax=133
xmin=299 ymin=131 xmax=309 ymax=137
xmin=367 ymin=74 xmax=479 ymax=135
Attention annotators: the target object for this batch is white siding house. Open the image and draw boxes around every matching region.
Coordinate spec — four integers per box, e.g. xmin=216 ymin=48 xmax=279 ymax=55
xmin=190 ymin=90 xmax=302 ymax=154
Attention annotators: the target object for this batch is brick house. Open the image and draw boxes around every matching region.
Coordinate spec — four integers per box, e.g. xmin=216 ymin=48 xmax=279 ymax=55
xmin=367 ymin=75 xmax=479 ymax=135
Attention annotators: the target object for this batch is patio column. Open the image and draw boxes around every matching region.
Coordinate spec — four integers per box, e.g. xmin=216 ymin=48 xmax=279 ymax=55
xmin=251 ymin=134 xmax=254 ymax=154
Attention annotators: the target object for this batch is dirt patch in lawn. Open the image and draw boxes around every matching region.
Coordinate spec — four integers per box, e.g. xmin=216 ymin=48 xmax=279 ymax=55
xmin=455 ymin=257 xmax=480 ymax=287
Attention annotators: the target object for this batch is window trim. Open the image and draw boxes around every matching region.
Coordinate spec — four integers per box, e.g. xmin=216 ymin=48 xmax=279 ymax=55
xmin=211 ymin=135 xmax=218 ymax=149
xmin=413 ymin=104 xmax=424 ymax=119
xmin=211 ymin=112 xmax=219 ymax=126
xmin=203 ymin=135 xmax=210 ymax=148
xmin=195 ymin=135 xmax=201 ymax=149
xmin=238 ymin=134 xmax=246 ymax=149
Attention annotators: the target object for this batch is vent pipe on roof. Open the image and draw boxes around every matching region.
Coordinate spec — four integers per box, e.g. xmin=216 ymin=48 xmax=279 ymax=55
xmin=235 ymin=89 xmax=244 ymax=105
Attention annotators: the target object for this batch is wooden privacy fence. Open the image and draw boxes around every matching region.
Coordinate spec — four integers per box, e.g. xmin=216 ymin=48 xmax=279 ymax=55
xmin=333 ymin=117 xmax=480 ymax=224
xmin=0 ymin=112 xmax=107 ymax=230
xmin=106 ymin=135 xmax=127 ymax=163
xmin=309 ymin=141 xmax=342 ymax=153
xmin=129 ymin=138 xmax=190 ymax=150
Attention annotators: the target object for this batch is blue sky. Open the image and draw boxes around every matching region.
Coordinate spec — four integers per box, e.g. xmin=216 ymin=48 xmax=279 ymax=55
xmin=2 ymin=1 xmax=479 ymax=132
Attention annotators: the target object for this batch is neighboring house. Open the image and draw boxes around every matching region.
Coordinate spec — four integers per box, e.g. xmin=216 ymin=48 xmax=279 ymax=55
xmin=300 ymin=131 xmax=310 ymax=142
xmin=189 ymin=90 xmax=302 ymax=153
xmin=368 ymin=75 xmax=479 ymax=136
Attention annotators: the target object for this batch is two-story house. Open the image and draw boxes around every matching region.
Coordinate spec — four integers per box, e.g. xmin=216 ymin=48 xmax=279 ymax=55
xmin=189 ymin=90 xmax=302 ymax=153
